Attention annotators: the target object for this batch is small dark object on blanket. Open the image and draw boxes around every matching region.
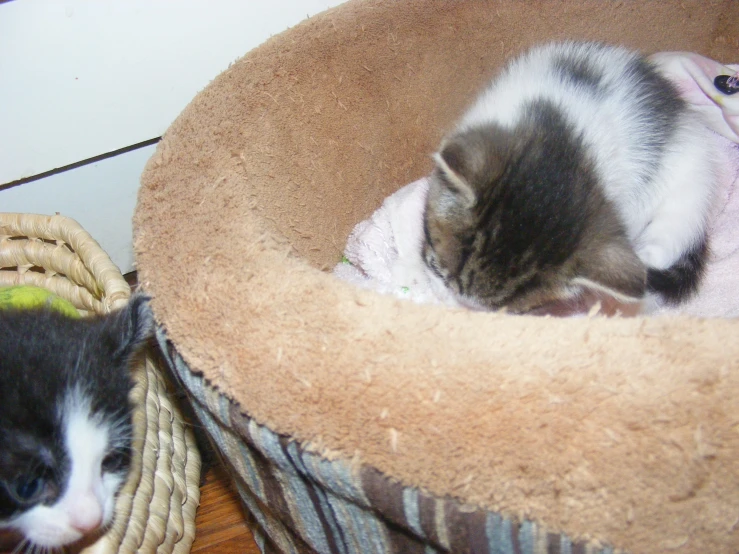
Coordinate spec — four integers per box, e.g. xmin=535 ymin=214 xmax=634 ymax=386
xmin=714 ymin=73 xmax=739 ymax=95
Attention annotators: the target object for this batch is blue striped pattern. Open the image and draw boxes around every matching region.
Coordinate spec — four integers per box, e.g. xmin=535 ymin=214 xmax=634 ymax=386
xmin=157 ymin=328 xmax=625 ymax=554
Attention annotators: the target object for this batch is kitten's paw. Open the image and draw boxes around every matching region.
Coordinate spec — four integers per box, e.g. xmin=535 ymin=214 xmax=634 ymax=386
xmin=635 ymin=244 xmax=673 ymax=270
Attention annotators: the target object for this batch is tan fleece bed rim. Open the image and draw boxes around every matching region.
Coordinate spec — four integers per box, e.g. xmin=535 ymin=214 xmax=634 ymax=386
xmin=133 ymin=1 xmax=739 ymax=552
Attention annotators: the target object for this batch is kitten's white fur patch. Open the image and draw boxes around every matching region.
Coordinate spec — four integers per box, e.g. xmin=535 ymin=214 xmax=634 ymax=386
xmin=12 ymin=390 xmax=123 ymax=548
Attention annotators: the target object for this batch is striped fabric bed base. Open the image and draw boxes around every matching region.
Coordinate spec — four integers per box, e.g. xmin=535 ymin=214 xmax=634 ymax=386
xmin=156 ymin=329 xmax=622 ymax=554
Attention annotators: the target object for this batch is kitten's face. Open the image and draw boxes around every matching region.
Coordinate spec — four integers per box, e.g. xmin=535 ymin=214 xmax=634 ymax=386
xmin=422 ymin=185 xmax=574 ymax=313
xmin=422 ymin=115 xmax=647 ymax=314
xmin=0 ymin=295 xmax=152 ymax=549
xmin=1 ymin=394 xmax=131 ymax=549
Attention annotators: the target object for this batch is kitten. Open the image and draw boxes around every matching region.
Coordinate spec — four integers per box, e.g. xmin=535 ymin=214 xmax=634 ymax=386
xmin=422 ymin=41 xmax=718 ymax=314
xmin=0 ymin=294 xmax=153 ymax=550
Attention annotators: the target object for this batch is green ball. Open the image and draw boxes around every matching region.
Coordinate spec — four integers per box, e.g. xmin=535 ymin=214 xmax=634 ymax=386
xmin=0 ymin=285 xmax=80 ymax=318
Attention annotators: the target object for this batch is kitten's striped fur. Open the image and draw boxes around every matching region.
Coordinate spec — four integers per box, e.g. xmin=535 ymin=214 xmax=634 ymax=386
xmin=422 ymin=41 xmax=717 ymax=313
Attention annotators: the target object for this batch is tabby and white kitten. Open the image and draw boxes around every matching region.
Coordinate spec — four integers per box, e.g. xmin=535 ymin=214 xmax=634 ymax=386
xmin=0 ymin=294 xmax=153 ymax=549
xmin=422 ymin=41 xmax=717 ymax=314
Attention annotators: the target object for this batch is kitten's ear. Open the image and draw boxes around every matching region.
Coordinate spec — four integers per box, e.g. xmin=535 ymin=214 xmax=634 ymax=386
xmin=433 ymin=130 xmax=502 ymax=208
xmin=571 ymin=242 xmax=647 ymax=303
xmin=109 ymin=292 xmax=154 ymax=361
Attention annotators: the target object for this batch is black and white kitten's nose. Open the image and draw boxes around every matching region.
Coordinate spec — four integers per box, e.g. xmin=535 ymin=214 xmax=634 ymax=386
xmin=67 ymin=496 xmax=103 ymax=534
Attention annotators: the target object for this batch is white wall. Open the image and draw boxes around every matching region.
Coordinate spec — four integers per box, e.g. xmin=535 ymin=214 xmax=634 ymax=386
xmin=0 ymin=0 xmax=346 ymax=273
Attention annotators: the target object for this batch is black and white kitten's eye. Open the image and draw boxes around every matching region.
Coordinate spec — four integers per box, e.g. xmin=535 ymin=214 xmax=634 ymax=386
xmin=102 ymin=450 xmax=129 ymax=473
xmin=10 ymin=475 xmax=45 ymax=503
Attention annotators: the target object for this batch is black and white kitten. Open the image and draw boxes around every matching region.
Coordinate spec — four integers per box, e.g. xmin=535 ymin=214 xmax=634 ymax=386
xmin=422 ymin=41 xmax=718 ymax=314
xmin=0 ymin=294 xmax=153 ymax=549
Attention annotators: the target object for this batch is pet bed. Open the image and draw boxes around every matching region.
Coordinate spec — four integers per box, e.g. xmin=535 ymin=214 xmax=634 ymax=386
xmin=134 ymin=1 xmax=739 ymax=552
xmin=0 ymin=213 xmax=201 ymax=553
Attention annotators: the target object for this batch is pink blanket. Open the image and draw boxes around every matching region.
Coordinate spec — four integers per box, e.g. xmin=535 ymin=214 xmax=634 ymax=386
xmin=334 ymin=53 xmax=739 ymax=318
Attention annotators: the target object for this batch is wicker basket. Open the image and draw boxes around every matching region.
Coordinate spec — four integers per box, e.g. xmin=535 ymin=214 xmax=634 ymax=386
xmin=0 ymin=213 xmax=200 ymax=554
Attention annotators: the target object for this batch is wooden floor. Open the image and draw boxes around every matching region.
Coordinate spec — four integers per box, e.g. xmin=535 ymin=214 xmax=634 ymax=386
xmin=191 ymin=465 xmax=261 ymax=554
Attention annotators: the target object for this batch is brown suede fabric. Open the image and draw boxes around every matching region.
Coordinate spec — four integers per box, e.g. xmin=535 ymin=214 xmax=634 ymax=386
xmin=134 ymin=1 xmax=739 ymax=552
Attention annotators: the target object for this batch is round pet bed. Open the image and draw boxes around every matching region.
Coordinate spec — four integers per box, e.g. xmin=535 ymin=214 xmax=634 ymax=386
xmin=134 ymin=1 xmax=739 ymax=552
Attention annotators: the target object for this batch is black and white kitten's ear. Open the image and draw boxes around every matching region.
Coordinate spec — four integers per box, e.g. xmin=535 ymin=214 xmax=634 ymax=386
xmin=433 ymin=128 xmax=504 ymax=208
xmin=108 ymin=293 xmax=155 ymax=361
xmin=571 ymin=242 xmax=647 ymax=303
